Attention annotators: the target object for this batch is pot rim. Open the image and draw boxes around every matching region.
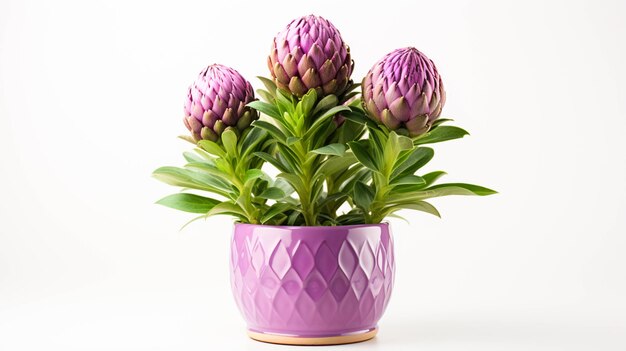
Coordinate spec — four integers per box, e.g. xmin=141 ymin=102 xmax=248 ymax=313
xmin=234 ymin=222 xmax=389 ymax=230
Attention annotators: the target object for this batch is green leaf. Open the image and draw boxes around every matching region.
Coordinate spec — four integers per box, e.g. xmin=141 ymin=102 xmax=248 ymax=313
xmin=354 ymin=181 xmax=375 ymax=210
xmin=277 ymin=172 xmax=306 ymax=196
xmin=311 ymin=143 xmax=346 ymax=156
xmin=286 ymin=136 xmax=300 ymax=145
xmin=244 ymin=169 xmax=265 ymax=184
xmin=153 ymin=166 xmax=231 ymax=195
xmin=206 ymin=202 xmax=247 ymax=218
xmin=261 ymin=203 xmax=294 ymax=224
xmin=179 ymin=214 xmax=208 ymax=231
xmin=391 ymin=175 xmax=426 ymax=186
xmin=427 ymin=183 xmax=497 ymax=196
xmin=387 ymin=183 xmax=497 ymax=203
xmin=247 ymin=101 xmax=281 ymax=119
xmin=275 ymin=89 xmax=295 ymax=113
xmin=414 ymin=126 xmax=469 ymax=145
xmin=257 ymin=76 xmax=277 ymax=96
xmin=197 ymin=140 xmax=226 ymax=158
xmin=287 ymin=210 xmax=302 ymax=225
xmin=312 ymin=94 xmax=338 ymax=116
xmin=397 ymin=135 xmax=414 ymax=150
xmin=221 ymin=129 xmax=238 ymax=157
xmin=422 ymin=171 xmax=447 ymax=186
xmin=304 ymin=105 xmax=350 ymax=140
xmin=348 ymin=141 xmax=378 ymax=171
xmin=239 ymin=127 xmax=267 ymax=157
xmin=391 ymin=147 xmax=434 ymax=180
xmin=156 ymin=193 xmax=220 ymax=214
xmin=386 ymin=201 xmax=441 ymax=218
xmin=297 ymin=89 xmax=317 ymax=116
xmin=256 ymin=89 xmax=274 ymax=103
xmin=314 ymin=154 xmax=357 ymax=179
xmin=183 ymin=162 xmax=231 ymax=182
xmin=431 ymin=118 xmax=454 ymax=127
xmin=258 ymin=187 xmax=286 ymax=200
xmin=273 ymin=178 xmax=295 ymax=196
xmin=253 ymin=152 xmax=290 ymax=173
xmin=252 ymin=120 xmax=286 ymax=143
xmin=183 ymin=151 xmax=206 ymax=163
xmin=340 ymin=110 xmax=378 ymax=128
xmin=275 ymin=144 xmax=301 ymax=173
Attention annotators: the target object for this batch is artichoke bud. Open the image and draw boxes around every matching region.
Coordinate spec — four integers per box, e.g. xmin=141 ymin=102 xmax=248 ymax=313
xmin=362 ymin=47 xmax=446 ymax=137
xmin=268 ymin=15 xmax=354 ymax=98
xmin=183 ymin=64 xmax=259 ymax=143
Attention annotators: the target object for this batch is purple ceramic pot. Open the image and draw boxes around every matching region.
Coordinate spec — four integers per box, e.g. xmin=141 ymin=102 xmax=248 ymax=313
xmin=230 ymin=223 xmax=395 ymax=345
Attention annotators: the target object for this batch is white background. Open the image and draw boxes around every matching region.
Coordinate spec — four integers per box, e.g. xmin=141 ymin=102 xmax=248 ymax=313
xmin=1 ymin=0 xmax=625 ymax=350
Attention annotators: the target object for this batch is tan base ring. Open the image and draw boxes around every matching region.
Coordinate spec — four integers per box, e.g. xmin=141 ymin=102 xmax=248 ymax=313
xmin=247 ymin=327 xmax=378 ymax=346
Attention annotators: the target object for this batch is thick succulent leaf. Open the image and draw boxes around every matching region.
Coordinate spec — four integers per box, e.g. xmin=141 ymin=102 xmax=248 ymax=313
xmin=311 ymin=143 xmax=346 ymax=157
xmin=414 ymin=126 xmax=469 ymax=145
xmin=156 ymin=193 xmax=221 ymax=214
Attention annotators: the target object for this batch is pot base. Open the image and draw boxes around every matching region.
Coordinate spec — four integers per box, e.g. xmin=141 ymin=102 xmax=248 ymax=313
xmin=247 ymin=328 xmax=378 ymax=346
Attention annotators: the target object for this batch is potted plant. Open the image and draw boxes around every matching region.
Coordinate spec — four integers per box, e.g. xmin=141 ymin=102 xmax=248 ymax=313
xmin=154 ymin=14 xmax=495 ymax=346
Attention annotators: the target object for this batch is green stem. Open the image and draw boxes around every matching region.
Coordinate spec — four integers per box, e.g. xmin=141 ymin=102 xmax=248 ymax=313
xmin=232 ymin=159 xmax=259 ymax=224
xmin=300 ymin=152 xmax=317 ymax=226
xmin=369 ymin=154 xmax=395 ymax=224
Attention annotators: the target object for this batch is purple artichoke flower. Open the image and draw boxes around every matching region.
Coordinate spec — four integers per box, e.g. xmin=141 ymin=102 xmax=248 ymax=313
xmin=268 ymin=15 xmax=354 ymax=97
xmin=362 ymin=47 xmax=446 ymax=137
xmin=183 ymin=64 xmax=258 ymax=142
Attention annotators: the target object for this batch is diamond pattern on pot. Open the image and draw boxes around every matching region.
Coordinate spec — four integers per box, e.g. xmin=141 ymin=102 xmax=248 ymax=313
xmin=230 ymin=224 xmax=395 ymax=336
